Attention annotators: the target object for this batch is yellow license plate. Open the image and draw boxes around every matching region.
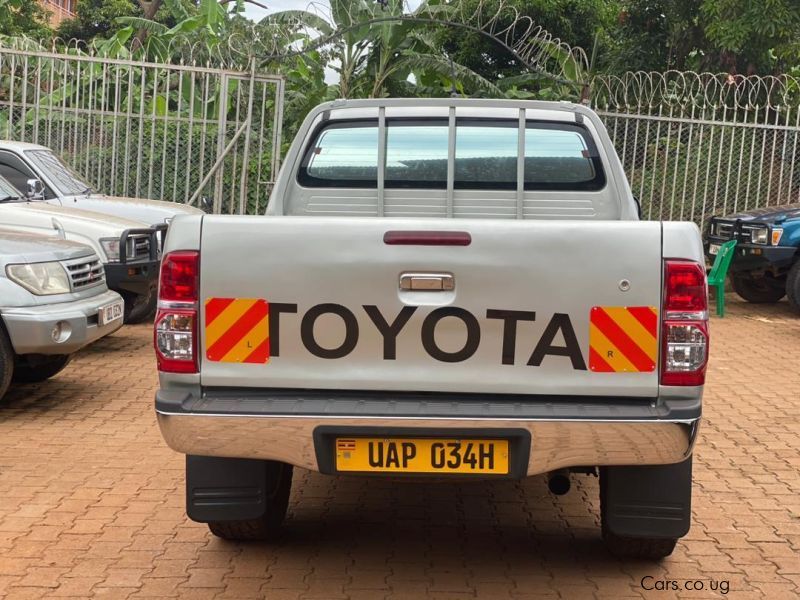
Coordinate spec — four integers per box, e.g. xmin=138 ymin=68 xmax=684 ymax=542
xmin=335 ymin=438 xmax=509 ymax=475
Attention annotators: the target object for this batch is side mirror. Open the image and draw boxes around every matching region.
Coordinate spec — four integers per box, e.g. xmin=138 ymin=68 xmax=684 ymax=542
xmin=200 ymin=196 xmax=213 ymax=213
xmin=26 ymin=178 xmax=44 ymax=199
xmin=632 ymin=195 xmax=642 ymax=219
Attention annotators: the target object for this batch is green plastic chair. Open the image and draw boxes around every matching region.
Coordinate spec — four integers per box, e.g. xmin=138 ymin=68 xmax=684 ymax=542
xmin=707 ymin=239 xmax=738 ymax=317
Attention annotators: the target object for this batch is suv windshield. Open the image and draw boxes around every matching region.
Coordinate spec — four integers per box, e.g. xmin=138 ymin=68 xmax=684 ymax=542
xmin=0 ymin=174 xmax=21 ymax=200
xmin=24 ymin=149 xmax=90 ymax=196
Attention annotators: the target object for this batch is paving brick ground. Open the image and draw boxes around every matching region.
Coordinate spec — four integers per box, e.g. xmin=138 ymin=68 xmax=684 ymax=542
xmin=0 ymin=295 xmax=799 ymax=599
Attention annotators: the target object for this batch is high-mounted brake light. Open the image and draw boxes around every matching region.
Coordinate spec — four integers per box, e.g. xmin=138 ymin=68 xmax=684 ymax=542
xmin=155 ymin=251 xmax=199 ymax=373
xmin=384 ymin=231 xmax=472 ymax=246
xmin=661 ymin=260 xmax=709 ymax=386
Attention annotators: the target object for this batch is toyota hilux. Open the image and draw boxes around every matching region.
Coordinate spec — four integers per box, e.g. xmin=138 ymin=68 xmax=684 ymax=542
xmin=154 ymin=99 xmax=708 ymax=559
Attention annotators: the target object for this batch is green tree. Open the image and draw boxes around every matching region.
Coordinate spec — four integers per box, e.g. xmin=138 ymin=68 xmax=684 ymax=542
xmin=0 ymin=0 xmax=51 ymax=38
xmin=264 ymin=0 xmax=503 ymax=99
xmin=433 ymin=0 xmax=616 ymax=79
xmin=607 ymin=0 xmax=800 ymax=74
xmin=56 ymin=0 xmax=189 ymax=44
xmin=57 ymin=0 xmax=142 ymax=42
xmin=604 ymin=0 xmax=705 ymax=72
xmin=702 ymin=0 xmax=800 ymax=73
xmin=98 ymin=0 xmax=234 ymax=61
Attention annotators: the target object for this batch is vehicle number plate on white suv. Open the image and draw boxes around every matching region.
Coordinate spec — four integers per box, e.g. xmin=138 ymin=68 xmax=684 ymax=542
xmin=99 ymin=300 xmax=123 ymax=325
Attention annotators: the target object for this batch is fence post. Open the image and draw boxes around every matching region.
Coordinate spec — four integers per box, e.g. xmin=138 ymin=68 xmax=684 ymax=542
xmin=237 ymin=60 xmax=257 ymax=215
xmin=213 ymin=74 xmax=230 ymax=214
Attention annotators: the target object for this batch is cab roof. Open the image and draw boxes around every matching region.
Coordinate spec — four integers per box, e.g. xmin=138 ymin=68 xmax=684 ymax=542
xmin=0 ymin=140 xmax=49 ymax=152
xmin=313 ymin=98 xmax=587 ymax=123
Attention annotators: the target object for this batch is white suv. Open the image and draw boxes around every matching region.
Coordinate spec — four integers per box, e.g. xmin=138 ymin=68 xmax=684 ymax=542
xmin=0 ymin=140 xmax=204 ymax=225
xmin=0 ymin=228 xmax=123 ymax=401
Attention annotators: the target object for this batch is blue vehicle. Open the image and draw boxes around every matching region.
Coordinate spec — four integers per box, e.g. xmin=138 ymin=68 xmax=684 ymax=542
xmin=705 ymin=203 xmax=800 ymax=312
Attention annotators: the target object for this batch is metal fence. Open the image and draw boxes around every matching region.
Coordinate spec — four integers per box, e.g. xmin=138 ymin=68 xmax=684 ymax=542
xmin=592 ymin=71 xmax=800 ymax=229
xmin=4 ymin=39 xmax=800 ymax=225
xmin=0 ymin=42 xmax=284 ymax=215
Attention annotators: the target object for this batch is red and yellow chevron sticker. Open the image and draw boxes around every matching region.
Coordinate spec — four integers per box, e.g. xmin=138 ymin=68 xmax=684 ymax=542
xmin=589 ymin=306 xmax=658 ymax=373
xmin=204 ymin=298 xmax=269 ymax=364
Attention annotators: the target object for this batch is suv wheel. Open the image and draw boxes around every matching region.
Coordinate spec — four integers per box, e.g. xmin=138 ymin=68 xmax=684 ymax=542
xmin=786 ymin=261 xmax=800 ymax=312
xmin=12 ymin=355 xmax=72 ymax=384
xmin=123 ymin=290 xmax=157 ymax=324
xmin=206 ymin=461 xmax=293 ymax=541
xmin=731 ymin=272 xmax=786 ymax=303
xmin=0 ymin=325 xmax=14 ymax=401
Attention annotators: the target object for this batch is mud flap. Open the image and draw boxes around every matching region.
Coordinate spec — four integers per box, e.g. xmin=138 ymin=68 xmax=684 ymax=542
xmin=601 ymin=457 xmax=693 ymax=539
xmin=186 ymin=455 xmax=274 ymax=523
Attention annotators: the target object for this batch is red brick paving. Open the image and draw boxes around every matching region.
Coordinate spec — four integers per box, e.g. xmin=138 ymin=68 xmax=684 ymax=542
xmin=0 ymin=295 xmax=799 ymax=599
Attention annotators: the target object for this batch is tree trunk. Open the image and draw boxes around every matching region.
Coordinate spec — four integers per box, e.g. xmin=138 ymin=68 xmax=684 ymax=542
xmin=133 ymin=0 xmax=164 ymax=51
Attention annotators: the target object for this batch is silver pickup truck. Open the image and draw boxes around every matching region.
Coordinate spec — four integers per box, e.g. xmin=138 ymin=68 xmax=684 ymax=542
xmin=154 ymin=99 xmax=708 ymax=559
xmin=0 ymin=229 xmax=123 ymax=401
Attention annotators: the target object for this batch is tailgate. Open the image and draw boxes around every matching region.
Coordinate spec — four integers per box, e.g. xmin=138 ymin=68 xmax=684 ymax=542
xmin=199 ymin=216 xmax=663 ymax=397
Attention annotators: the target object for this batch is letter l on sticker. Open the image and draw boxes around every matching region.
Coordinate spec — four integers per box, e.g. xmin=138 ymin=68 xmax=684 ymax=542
xmin=205 ymin=298 xmax=270 ymax=363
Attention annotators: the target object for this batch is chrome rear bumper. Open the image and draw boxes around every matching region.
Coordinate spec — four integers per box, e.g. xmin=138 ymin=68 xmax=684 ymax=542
xmin=156 ymin=410 xmax=699 ymax=476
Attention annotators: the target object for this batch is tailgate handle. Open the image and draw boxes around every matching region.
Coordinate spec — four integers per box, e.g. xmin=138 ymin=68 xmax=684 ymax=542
xmin=399 ymin=272 xmax=454 ymax=291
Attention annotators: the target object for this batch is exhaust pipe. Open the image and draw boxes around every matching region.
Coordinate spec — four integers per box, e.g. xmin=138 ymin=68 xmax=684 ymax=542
xmin=547 ymin=469 xmax=571 ymax=495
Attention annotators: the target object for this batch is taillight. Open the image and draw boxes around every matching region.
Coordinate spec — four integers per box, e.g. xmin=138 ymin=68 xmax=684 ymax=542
xmin=661 ymin=260 xmax=709 ymax=386
xmin=155 ymin=251 xmax=199 ymax=373
xmin=158 ymin=250 xmax=199 ymax=302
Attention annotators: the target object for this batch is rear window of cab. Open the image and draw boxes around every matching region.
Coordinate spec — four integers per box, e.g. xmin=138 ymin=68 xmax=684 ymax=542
xmin=297 ymin=118 xmax=605 ymax=191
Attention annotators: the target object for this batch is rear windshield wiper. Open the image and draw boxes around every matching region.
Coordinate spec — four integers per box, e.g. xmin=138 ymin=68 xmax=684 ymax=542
xmin=0 ymin=195 xmax=20 ymax=202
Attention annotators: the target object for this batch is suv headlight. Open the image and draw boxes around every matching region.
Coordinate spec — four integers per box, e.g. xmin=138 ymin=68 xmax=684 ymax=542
xmin=102 ymin=236 xmax=147 ymax=261
xmin=750 ymin=226 xmax=769 ymax=244
xmin=100 ymin=238 xmax=122 ymax=261
xmin=6 ymin=262 xmax=71 ymax=295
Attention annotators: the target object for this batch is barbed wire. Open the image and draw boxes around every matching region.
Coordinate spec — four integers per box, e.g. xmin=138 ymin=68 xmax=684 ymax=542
xmin=12 ymin=6 xmax=800 ymax=111
xmin=3 ymin=1 xmax=589 ymax=86
xmin=0 ymin=34 xmax=252 ymax=70
xmin=592 ymin=71 xmax=800 ymax=113
xmin=224 ymin=0 xmax=589 ymax=86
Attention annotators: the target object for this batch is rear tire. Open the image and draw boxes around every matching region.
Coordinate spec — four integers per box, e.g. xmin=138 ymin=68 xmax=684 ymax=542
xmin=206 ymin=461 xmax=293 ymax=541
xmin=0 ymin=324 xmax=14 ymax=402
xmin=786 ymin=261 xmax=800 ymax=313
xmin=731 ymin=272 xmax=786 ymax=303
xmin=123 ymin=290 xmax=156 ymax=324
xmin=12 ymin=355 xmax=71 ymax=384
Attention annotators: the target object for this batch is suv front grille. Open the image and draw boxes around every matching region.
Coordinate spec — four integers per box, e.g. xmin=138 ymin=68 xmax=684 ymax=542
xmin=714 ymin=221 xmax=734 ymax=238
xmin=712 ymin=221 xmax=767 ymax=242
xmin=63 ymin=255 xmax=105 ymax=290
xmin=127 ymin=234 xmax=151 ymax=261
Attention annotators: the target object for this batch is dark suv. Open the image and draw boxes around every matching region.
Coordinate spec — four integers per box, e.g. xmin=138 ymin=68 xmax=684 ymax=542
xmin=705 ymin=203 xmax=800 ymax=312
